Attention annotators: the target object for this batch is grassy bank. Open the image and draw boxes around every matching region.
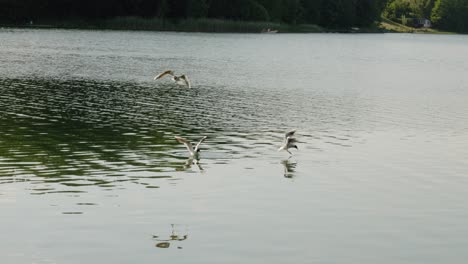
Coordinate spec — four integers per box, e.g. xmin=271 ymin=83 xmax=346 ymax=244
xmin=2 ymin=17 xmax=326 ymax=33
xmin=379 ymin=17 xmax=452 ymax=34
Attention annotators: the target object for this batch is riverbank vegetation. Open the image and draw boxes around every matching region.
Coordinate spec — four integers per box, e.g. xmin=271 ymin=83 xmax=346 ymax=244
xmin=4 ymin=17 xmax=324 ymax=33
xmin=0 ymin=0 xmax=385 ymax=32
xmin=379 ymin=16 xmax=448 ymax=33
xmin=0 ymin=0 xmax=466 ymax=33
xmin=383 ymin=0 xmax=468 ymax=33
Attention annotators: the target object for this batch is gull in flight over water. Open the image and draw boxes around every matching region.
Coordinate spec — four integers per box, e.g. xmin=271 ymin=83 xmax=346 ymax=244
xmin=175 ymin=136 xmax=207 ymax=157
xmin=278 ymin=130 xmax=299 ymax=155
xmin=154 ymin=70 xmax=191 ymax=88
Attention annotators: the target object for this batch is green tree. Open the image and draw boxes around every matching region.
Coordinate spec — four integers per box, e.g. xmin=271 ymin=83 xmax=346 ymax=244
xmin=257 ymin=0 xmax=283 ymax=21
xmin=157 ymin=0 xmax=169 ymax=18
xmin=187 ymin=0 xmax=208 ymax=18
xmin=431 ymin=0 xmax=468 ymax=32
xmin=319 ymin=0 xmax=356 ymax=28
xmin=383 ymin=0 xmax=412 ymax=21
xmin=0 ymin=0 xmax=390 ymax=29
xmin=301 ymin=0 xmax=321 ymax=24
xmin=423 ymin=0 xmax=436 ymax=16
xmin=355 ymin=0 xmax=383 ymax=26
xmin=281 ymin=0 xmax=304 ymax=24
xmin=241 ymin=0 xmax=270 ymax=21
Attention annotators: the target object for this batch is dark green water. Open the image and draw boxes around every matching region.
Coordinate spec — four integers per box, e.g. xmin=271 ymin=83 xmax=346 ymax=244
xmin=1 ymin=29 xmax=468 ymax=264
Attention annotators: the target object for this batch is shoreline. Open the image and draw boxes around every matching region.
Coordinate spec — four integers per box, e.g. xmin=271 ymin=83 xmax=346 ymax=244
xmin=0 ymin=17 xmax=453 ymax=34
xmin=0 ymin=17 xmax=378 ymax=34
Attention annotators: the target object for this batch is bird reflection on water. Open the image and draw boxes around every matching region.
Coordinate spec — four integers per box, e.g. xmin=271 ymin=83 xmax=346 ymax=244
xmin=281 ymin=159 xmax=297 ymax=178
xmin=153 ymin=224 xmax=189 ymax=249
xmin=175 ymin=157 xmax=204 ymax=173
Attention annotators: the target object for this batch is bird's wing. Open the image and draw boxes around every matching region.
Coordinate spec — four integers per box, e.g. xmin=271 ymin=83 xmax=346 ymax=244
xmin=287 ymin=137 xmax=298 ymax=145
xmin=175 ymin=136 xmax=194 ymax=154
xmin=284 ymin=130 xmax=296 ymax=139
xmin=194 ymin=136 xmax=207 ymax=151
xmin=180 ymin=75 xmax=191 ymax=88
xmin=154 ymin=70 xmax=174 ymax=80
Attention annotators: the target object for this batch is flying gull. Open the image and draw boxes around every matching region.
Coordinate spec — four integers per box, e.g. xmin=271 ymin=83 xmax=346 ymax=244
xmin=175 ymin=136 xmax=207 ymax=157
xmin=278 ymin=130 xmax=298 ymax=155
xmin=154 ymin=70 xmax=191 ymax=88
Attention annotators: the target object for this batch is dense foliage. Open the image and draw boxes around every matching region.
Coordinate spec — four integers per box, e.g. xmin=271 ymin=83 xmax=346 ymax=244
xmin=0 ymin=0 xmax=386 ymax=28
xmin=383 ymin=0 xmax=468 ymax=32
xmin=1 ymin=0 xmax=467 ymax=32
xmin=431 ymin=0 xmax=468 ymax=32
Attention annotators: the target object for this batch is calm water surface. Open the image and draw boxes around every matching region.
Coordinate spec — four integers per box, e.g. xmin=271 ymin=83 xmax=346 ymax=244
xmin=1 ymin=29 xmax=468 ymax=264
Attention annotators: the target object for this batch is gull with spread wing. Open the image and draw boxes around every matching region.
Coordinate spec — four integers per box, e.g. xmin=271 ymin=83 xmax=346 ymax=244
xmin=154 ymin=70 xmax=191 ymax=88
xmin=175 ymin=136 xmax=207 ymax=157
xmin=278 ymin=130 xmax=299 ymax=155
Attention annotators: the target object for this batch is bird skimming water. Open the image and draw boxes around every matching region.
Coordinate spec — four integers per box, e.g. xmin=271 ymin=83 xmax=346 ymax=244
xmin=278 ymin=130 xmax=298 ymax=155
xmin=154 ymin=70 xmax=191 ymax=88
xmin=175 ymin=136 xmax=207 ymax=157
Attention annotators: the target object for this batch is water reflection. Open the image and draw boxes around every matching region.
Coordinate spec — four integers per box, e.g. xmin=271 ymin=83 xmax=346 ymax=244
xmin=153 ymin=224 xmax=189 ymax=249
xmin=1 ymin=77 xmax=323 ymax=194
xmin=0 ymin=78 xmax=228 ymax=193
xmin=281 ymin=159 xmax=297 ymax=178
xmin=175 ymin=157 xmax=204 ymax=173
xmin=2 ymin=31 xmax=468 ymax=264
xmin=0 ymin=75 xmax=375 ymax=194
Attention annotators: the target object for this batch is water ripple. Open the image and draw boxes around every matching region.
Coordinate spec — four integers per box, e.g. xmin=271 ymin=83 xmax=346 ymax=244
xmin=2 ymin=75 xmax=466 ymax=195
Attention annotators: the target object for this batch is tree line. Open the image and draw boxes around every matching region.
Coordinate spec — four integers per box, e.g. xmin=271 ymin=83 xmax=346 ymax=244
xmin=1 ymin=0 xmax=467 ymax=32
xmin=0 ymin=0 xmax=386 ymax=28
xmin=383 ymin=0 xmax=468 ymax=32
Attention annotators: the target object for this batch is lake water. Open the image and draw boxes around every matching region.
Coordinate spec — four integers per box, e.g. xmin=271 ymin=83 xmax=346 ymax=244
xmin=1 ymin=29 xmax=467 ymax=264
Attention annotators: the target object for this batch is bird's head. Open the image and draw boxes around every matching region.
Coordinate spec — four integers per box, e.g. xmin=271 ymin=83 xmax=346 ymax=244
xmin=196 ymin=148 xmax=201 ymax=153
